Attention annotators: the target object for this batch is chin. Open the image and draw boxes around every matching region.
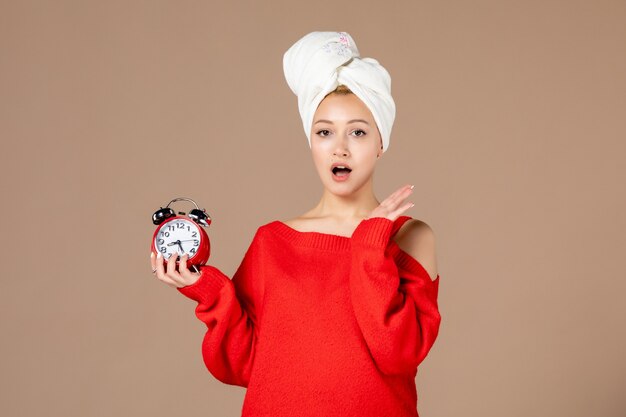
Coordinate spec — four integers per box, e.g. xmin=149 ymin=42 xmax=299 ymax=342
xmin=329 ymin=187 xmax=354 ymax=196
xmin=321 ymin=178 xmax=365 ymax=196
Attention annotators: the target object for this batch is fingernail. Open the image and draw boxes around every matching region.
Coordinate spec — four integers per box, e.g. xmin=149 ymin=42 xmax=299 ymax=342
xmin=150 ymin=252 xmax=154 ymax=258
xmin=410 ymin=185 xmax=415 ymax=190
xmin=410 ymin=203 xmax=415 ymax=208
xmin=157 ymin=252 xmax=162 ymax=259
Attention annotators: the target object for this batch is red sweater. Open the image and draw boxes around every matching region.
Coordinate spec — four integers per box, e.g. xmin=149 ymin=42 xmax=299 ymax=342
xmin=177 ymin=215 xmax=441 ymax=417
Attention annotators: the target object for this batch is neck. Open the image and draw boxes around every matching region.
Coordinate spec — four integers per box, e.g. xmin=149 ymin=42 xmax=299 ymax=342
xmin=309 ymin=176 xmax=381 ymax=222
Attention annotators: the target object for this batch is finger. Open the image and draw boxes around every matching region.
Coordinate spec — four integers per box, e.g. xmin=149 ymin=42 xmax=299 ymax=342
xmin=390 ymin=184 xmax=414 ymax=200
xmin=395 ymin=185 xmax=415 ymax=208
xmin=166 ymin=251 xmax=185 ymax=285
xmin=179 ymin=253 xmax=200 ymax=277
xmin=155 ymin=251 xmax=165 ymax=275
xmin=383 ymin=184 xmax=413 ymax=205
xmin=165 ymin=251 xmax=177 ymax=274
xmin=150 ymin=252 xmax=156 ymax=270
xmin=391 ymin=201 xmax=415 ymax=218
xmin=394 ymin=184 xmax=414 ymax=201
xmin=154 ymin=251 xmax=169 ymax=282
xmin=178 ymin=253 xmax=188 ymax=273
xmin=178 ymin=253 xmax=201 ymax=285
xmin=382 ymin=185 xmax=414 ymax=212
xmin=178 ymin=253 xmax=191 ymax=277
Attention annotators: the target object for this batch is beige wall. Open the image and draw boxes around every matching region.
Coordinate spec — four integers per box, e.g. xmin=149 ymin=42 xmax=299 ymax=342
xmin=1 ymin=1 xmax=625 ymax=416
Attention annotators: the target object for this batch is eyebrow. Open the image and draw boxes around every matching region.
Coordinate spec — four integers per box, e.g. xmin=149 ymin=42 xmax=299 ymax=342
xmin=314 ymin=119 xmax=370 ymax=125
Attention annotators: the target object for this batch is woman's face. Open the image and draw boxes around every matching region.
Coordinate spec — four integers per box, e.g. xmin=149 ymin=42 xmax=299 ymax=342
xmin=310 ymin=93 xmax=383 ymax=195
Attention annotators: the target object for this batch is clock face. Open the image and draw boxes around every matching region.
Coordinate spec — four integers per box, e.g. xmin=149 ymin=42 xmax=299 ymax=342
xmin=154 ymin=218 xmax=202 ymax=260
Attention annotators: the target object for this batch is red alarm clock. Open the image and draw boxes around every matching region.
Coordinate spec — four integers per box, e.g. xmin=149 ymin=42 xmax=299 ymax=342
xmin=151 ymin=197 xmax=211 ymax=270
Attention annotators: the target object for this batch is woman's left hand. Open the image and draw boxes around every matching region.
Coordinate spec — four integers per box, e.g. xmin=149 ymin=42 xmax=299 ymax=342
xmin=365 ymin=184 xmax=415 ymax=221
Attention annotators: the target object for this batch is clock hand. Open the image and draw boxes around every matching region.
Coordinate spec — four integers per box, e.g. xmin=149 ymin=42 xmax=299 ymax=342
xmin=177 ymin=241 xmax=184 ymax=253
xmin=167 ymin=239 xmax=196 ymax=246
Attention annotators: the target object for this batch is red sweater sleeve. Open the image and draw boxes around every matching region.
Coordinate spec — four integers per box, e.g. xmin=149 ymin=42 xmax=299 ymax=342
xmin=349 ymin=217 xmax=441 ymax=376
xmin=176 ymin=236 xmax=262 ymax=387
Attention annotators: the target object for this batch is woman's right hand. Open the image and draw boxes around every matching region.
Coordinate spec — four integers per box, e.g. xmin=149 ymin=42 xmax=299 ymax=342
xmin=150 ymin=251 xmax=202 ymax=288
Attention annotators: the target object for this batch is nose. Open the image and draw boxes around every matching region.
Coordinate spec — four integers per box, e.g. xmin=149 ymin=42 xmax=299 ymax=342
xmin=332 ymin=134 xmax=350 ymax=157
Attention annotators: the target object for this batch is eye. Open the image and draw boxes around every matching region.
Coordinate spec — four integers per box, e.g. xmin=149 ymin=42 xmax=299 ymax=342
xmin=316 ymin=129 xmax=331 ymax=137
xmin=352 ymin=129 xmax=366 ymax=137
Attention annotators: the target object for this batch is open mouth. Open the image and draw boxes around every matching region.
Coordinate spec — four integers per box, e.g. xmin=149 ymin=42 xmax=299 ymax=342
xmin=332 ymin=166 xmax=352 ymax=176
xmin=331 ymin=166 xmax=352 ymax=179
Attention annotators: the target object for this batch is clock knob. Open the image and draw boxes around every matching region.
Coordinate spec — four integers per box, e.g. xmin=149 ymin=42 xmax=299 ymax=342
xmin=189 ymin=208 xmax=211 ymax=227
xmin=152 ymin=207 xmax=176 ymax=225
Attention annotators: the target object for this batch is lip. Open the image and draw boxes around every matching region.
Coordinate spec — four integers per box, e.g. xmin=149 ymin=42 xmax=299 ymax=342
xmin=330 ymin=162 xmax=352 ymax=170
xmin=331 ymin=170 xmax=351 ymax=182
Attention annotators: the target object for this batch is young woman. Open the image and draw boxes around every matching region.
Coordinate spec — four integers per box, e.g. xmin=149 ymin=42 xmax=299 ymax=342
xmin=151 ymin=31 xmax=441 ymax=417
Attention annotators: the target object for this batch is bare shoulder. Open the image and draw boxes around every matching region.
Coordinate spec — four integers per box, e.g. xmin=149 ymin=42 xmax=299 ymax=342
xmin=281 ymin=218 xmax=300 ymax=228
xmin=393 ymin=219 xmax=439 ymax=281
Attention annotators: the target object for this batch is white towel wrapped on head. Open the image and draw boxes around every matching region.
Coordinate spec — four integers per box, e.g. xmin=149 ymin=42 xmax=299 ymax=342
xmin=283 ymin=31 xmax=396 ymax=153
